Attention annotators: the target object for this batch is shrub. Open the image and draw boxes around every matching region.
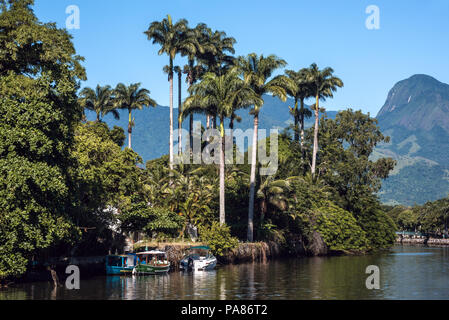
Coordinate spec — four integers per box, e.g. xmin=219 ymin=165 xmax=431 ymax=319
xmin=314 ymin=202 xmax=369 ymax=252
xmin=356 ymin=209 xmax=397 ymax=249
xmin=199 ymin=222 xmax=239 ymax=257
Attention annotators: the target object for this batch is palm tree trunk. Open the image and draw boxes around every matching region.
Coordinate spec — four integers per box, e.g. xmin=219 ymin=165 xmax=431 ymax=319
xmin=169 ymin=70 xmax=174 ymax=171
xmin=219 ymin=119 xmax=226 ymax=225
xmin=311 ymin=94 xmax=319 ymax=176
xmin=189 ymin=114 xmax=193 ymax=160
xmin=300 ymin=98 xmax=305 ymax=153
xmin=206 ymin=114 xmax=210 ymax=130
xmin=248 ymin=113 xmax=259 ymax=242
xmin=294 ymin=99 xmax=299 ymax=142
xmin=178 ymin=72 xmax=182 ymax=156
xmin=128 ymin=109 xmax=132 ymax=149
xmin=188 ymin=76 xmax=194 ymax=161
xmin=258 ymin=198 xmax=266 ymax=239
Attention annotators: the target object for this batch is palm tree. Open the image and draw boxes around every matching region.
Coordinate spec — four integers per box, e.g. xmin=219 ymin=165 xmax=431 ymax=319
xmin=180 ymin=24 xmax=207 ymax=157
xmin=145 ymin=15 xmax=188 ymax=170
xmin=79 ymin=85 xmax=118 ymax=122
xmin=238 ymin=53 xmax=295 ymax=242
xmin=256 ymin=175 xmax=292 ymax=238
xmin=306 ymin=63 xmax=344 ymax=176
xmin=195 ymin=25 xmax=236 ymax=129
xmin=285 ymin=69 xmax=313 ymax=146
xmin=184 ymin=67 xmax=260 ymax=225
xmin=114 ymin=83 xmax=157 ymax=149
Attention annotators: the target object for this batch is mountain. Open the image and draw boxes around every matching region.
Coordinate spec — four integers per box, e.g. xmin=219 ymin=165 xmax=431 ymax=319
xmin=375 ymin=74 xmax=449 ymax=205
xmin=86 ymin=95 xmax=337 ymax=162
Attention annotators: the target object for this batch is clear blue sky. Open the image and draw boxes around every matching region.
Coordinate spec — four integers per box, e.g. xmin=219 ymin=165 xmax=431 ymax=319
xmin=34 ymin=0 xmax=449 ymax=116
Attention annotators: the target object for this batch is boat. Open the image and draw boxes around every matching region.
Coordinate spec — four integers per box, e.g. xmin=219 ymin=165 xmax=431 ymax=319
xmin=180 ymin=246 xmax=217 ymax=271
xmin=132 ymin=250 xmax=170 ymax=275
xmin=105 ymin=253 xmax=138 ymax=275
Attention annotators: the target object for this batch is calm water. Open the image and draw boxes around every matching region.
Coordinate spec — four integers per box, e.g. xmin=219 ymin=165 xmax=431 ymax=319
xmin=1 ymin=245 xmax=449 ymax=300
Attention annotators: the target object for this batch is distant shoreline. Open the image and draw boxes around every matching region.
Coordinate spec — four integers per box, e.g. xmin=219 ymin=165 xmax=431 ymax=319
xmin=396 ymin=237 xmax=449 ymax=247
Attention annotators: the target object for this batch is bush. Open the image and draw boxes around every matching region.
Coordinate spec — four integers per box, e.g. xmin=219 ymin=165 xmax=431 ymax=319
xmin=120 ymin=202 xmax=185 ymax=238
xmin=356 ymin=209 xmax=397 ymax=249
xmin=314 ymin=202 xmax=369 ymax=252
xmin=199 ymin=222 xmax=239 ymax=257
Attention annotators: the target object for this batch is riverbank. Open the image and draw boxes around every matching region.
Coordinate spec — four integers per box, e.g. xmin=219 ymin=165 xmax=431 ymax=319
xmin=396 ymin=237 xmax=449 ymax=246
xmin=134 ymin=240 xmax=292 ymax=268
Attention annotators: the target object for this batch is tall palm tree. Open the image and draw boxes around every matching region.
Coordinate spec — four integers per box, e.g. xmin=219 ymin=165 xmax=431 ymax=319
xmin=180 ymin=24 xmax=207 ymax=157
xmin=79 ymin=85 xmax=118 ymax=122
xmin=114 ymin=83 xmax=157 ymax=149
xmin=184 ymin=67 xmax=261 ymax=225
xmin=285 ymin=69 xmax=313 ymax=146
xmin=238 ymin=53 xmax=294 ymax=242
xmin=306 ymin=63 xmax=344 ymax=176
xmin=145 ymin=15 xmax=188 ymax=170
xmin=195 ymin=25 xmax=236 ymax=130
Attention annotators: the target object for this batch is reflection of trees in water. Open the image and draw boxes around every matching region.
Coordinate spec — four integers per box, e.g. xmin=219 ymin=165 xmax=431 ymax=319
xmin=305 ymin=255 xmax=384 ymax=299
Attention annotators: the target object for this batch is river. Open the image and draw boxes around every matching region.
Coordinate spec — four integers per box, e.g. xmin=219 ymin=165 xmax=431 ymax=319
xmin=1 ymin=245 xmax=448 ymax=300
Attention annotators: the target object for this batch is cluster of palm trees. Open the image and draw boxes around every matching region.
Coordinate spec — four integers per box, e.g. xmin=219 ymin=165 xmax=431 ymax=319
xmin=81 ymin=15 xmax=344 ymax=243
xmin=79 ymin=83 xmax=157 ymax=149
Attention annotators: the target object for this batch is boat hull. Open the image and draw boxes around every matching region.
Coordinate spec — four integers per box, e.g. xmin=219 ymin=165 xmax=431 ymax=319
xmin=133 ymin=264 xmax=170 ymax=275
xmin=180 ymin=257 xmax=217 ymax=271
xmin=106 ymin=266 xmax=134 ymax=275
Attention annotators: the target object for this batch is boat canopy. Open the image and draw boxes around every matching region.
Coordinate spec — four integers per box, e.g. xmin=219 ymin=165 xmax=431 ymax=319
xmin=189 ymin=246 xmax=211 ymax=250
xmin=137 ymin=250 xmax=166 ymax=255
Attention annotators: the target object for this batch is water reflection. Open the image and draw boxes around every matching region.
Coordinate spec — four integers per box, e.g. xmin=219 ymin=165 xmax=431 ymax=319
xmin=1 ymin=245 xmax=449 ymax=300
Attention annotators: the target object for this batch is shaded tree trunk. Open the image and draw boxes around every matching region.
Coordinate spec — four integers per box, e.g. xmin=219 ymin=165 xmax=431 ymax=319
xmin=248 ymin=114 xmax=259 ymax=242
xmin=311 ymin=94 xmax=319 ymax=176
xmin=169 ymin=64 xmax=174 ymax=172
xmin=219 ymin=118 xmax=226 ymax=225
xmin=294 ymin=99 xmax=299 ymax=142
xmin=128 ymin=109 xmax=132 ymax=149
xmin=300 ymin=98 xmax=305 ymax=159
xmin=177 ymin=71 xmax=182 ymax=155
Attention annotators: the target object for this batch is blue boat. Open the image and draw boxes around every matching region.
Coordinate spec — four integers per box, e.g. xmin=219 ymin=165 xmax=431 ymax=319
xmin=105 ymin=253 xmax=138 ymax=275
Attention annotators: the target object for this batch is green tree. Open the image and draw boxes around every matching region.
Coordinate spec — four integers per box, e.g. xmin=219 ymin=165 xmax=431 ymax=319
xmin=305 ymin=63 xmax=343 ymax=176
xmin=0 ymin=0 xmax=85 ymax=280
xmin=79 ymin=85 xmax=118 ymax=122
xmin=285 ymin=69 xmax=313 ymax=148
xmin=184 ymin=67 xmax=260 ymax=225
xmin=145 ymin=15 xmax=188 ymax=171
xmin=237 ymin=53 xmax=294 ymax=242
xmin=114 ymin=83 xmax=157 ymax=150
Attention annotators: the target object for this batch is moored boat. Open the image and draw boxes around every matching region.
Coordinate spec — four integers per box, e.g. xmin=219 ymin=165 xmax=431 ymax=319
xmin=180 ymin=246 xmax=217 ymax=271
xmin=132 ymin=250 xmax=170 ymax=275
xmin=106 ymin=253 xmax=138 ymax=275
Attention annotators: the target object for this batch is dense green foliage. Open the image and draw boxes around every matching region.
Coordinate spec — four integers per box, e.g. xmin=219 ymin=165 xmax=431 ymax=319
xmin=313 ymin=203 xmax=368 ymax=252
xmin=386 ymin=197 xmax=449 ymax=236
xmin=0 ymin=0 xmax=85 ymax=279
xmin=199 ymin=222 xmax=239 ymax=257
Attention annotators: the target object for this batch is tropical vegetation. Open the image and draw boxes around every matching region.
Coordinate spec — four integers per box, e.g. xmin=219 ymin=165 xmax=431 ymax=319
xmin=0 ymin=0 xmax=401 ymax=283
